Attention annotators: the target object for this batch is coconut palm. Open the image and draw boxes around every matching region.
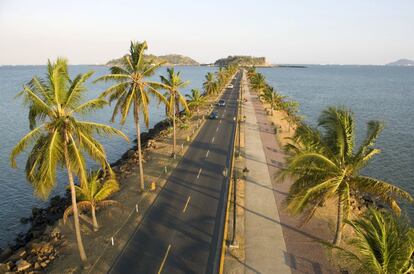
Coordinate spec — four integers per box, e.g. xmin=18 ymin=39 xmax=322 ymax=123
xmin=96 ymin=41 xmax=166 ymax=191
xmin=280 ymin=106 xmax=412 ymax=245
xmin=160 ymin=68 xmax=189 ymax=158
xmin=259 ymin=86 xmax=286 ymax=115
xmin=203 ymin=72 xmax=217 ymax=95
xmin=186 ymin=88 xmax=205 ymax=118
xmin=10 ymin=58 xmax=127 ymax=262
xmin=329 ymin=208 xmax=414 ymax=273
xmin=64 ymin=170 xmax=121 ymax=232
xmin=250 ymin=72 xmax=267 ymax=94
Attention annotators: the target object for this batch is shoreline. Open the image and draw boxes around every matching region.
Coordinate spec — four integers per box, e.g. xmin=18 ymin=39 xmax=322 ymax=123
xmin=0 ymin=117 xmax=171 ymax=259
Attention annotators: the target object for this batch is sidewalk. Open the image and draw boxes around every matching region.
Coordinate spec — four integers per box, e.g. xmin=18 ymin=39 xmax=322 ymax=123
xmin=245 ymin=80 xmax=338 ymax=273
xmin=244 ymin=77 xmax=292 ymax=274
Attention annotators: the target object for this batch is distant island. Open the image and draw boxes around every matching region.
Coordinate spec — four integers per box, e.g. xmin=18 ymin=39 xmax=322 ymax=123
xmin=106 ymin=54 xmax=199 ymax=66
xmin=213 ymin=55 xmax=271 ymax=67
xmin=386 ymin=59 xmax=414 ymax=66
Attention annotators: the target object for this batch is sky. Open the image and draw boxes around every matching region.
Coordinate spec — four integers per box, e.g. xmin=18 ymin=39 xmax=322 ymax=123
xmin=0 ymin=0 xmax=413 ymax=65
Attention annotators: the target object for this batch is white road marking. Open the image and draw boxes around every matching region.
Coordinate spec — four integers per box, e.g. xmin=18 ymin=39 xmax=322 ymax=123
xmin=158 ymin=244 xmax=171 ymax=274
xmin=183 ymin=196 xmax=191 ymax=213
xmin=197 ymin=168 xmax=202 ymax=179
xmin=216 ymin=127 xmax=219 ymax=132
xmin=212 ymin=137 xmax=215 ymax=143
xmin=206 ymin=150 xmax=210 ymax=158
xmin=219 ymin=120 xmax=222 ymax=124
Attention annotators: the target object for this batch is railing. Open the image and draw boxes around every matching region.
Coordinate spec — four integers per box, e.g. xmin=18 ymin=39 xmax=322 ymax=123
xmin=215 ymin=70 xmax=241 ymax=274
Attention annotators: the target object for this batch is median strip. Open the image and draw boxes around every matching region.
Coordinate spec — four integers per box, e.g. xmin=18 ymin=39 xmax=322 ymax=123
xmin=158 ymin=244 xmax=171 ymax=274
xmin=183 ymin=196 xmax=191 ymax=213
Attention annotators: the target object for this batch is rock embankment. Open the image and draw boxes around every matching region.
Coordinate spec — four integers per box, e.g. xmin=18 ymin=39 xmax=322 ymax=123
xmin=0 ymin=118 xmax=172 ymax=273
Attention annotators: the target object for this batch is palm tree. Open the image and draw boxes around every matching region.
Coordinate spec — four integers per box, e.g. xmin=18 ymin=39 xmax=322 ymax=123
xmin=160 ymin=68 xmax=189 ymax=158
xmin=64 ymin=170 xmax=121 ymax=232
xmin=96 ymin=41 xmax=166 ymax=191
xmin=259 ymin=86 xmax=286 ymax=115
xmin=203 ymin=72 xmax=217 ymax=95
xmin=329 ymin=208 xmax=414 ymax=273
xmin=280 ymin=106 xmax=412 ymax=245
xmin=10 ymin=58 xmax=127 ymax=262
xmin=250 ymin=73 xmax=267 ymax=94
xmin=186 ymin=88 xmax=205 ymax=118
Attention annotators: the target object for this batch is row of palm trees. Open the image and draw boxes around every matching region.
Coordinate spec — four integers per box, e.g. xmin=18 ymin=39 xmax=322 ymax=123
xmin=203 ymin=64 xmax=238 ymax=96
xmin=10 ymin=40 xmax=235 ymax=264
xmin=246 ymin=69 xmax=414 ymax=273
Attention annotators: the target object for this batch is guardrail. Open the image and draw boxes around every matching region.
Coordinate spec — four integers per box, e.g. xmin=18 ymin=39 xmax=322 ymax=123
xmin=215 ymin=70 xmax=241 ymax=274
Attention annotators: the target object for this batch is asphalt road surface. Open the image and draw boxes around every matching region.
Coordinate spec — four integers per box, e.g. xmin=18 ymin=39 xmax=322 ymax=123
xmin=110 ymin=71 xmax=241 ymax=274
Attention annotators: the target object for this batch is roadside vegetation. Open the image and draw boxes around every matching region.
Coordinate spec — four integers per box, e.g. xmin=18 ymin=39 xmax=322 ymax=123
xmin=9 ymin=39 xmax=238 ymax=269
xmin=247 ymin=67 xmax=414 ymax=272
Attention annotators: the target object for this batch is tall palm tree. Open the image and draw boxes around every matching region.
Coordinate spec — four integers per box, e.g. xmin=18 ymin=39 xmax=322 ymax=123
xmin=186 ymin=88 xmax=205 ymax=118
xmin=203 ymin=72 xmax=217 ymax=95
xmin=259 ymin=86 xmax=286 ymax=115
xmin=280 ymin=106 xmax=412 ymax=245
xmin=96 ymin=41 xmax=166 ymax=191
xmin=64 ymin=170 xmax=121 ymax=232
xmin=329 ymin=208 xmax=414 ymax=273
xmin=160 ymin=68 xmax=189 ymax=158
xmin=250 ymin=73 xmax=267 ymax=94
xmin=10 ymin=58 xmax=127 ymax=262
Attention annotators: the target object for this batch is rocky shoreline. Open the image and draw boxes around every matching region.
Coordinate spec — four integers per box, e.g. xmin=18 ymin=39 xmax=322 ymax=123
xmin=0 ymin=118 xmax=171 ymax=273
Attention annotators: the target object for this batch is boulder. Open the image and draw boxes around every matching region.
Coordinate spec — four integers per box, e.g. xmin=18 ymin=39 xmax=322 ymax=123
xmin=16 ymin=259 xmax=31 ymax=272
xmin=0 ymin=263 xmax=10 ymax=273
xmin=0 ymin=247 xmax=12 ymax=261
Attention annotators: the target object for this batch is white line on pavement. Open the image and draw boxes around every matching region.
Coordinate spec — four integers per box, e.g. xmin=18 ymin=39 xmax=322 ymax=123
xmin=182 ymin=196 xmax=191 ymax=213
xmin=197 ymin=168 xmax=202 ymax=179
xmin=206 ymin=150 xmax=209 ymax=158
xmin=212 ymin=137 xmax=215 ymax=143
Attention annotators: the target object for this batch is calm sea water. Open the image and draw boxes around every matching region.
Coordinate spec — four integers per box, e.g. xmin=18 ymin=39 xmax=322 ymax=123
xmin=258 ymin=65 xmax=414 ymax=216
xmin=0 ymin=65 xmax=217 ymax=247
xmin=0 ymin=65 xmax=413 ymax=247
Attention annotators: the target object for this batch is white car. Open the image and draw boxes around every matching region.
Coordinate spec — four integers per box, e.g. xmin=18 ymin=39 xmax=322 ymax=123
xmin=228 ymin=84 xmax=234 ymax=89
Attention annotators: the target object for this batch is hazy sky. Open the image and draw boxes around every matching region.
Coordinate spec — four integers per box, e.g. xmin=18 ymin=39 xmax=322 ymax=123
xmin=0 ymin=0 xmax=413 ymax=65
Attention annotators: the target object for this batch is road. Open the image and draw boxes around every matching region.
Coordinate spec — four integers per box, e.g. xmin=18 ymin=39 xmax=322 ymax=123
xmin=109 ymin=71 xmax=241 ymax=274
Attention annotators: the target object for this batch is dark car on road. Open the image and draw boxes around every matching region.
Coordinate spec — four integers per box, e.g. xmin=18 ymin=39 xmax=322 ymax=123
xmin=217 ymin=99 xmax=226 ymax=107
xmin=209 ymin=112 xmax=219 ymax=119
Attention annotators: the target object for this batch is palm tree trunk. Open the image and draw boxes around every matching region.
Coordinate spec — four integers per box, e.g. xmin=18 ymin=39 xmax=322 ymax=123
xmin=63 ymin=138 xmax=87 ymax=263
xmin=333 ymin=197 xmax=344 ymax=245
xmin=172 ymin=97 xmax=176 ymax=158
xmin=91 ymin=204 xmax=99 ymax=232
xmin=133 ymin=101 xmax=145 ymax=191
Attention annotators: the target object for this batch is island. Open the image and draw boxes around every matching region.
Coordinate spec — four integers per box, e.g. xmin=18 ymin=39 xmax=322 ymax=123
xmin=213 ymin=55 xmax=271 ymax=67
xmin=106 ymin=54 xmax=199 ymax=66
xmin=386 ymin=59 xmax=414 ymax=66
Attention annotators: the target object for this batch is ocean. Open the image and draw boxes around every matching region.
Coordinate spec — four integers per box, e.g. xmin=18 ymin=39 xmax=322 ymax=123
xmin=0 ymin=65 xmax=413 ymax=247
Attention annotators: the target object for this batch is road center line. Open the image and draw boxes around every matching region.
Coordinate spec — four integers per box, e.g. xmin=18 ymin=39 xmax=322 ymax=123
xmin=158 ymin=244 xmax=171 ymax=274
xmin=212 ymin=137 xmax=215 ymax=143
xmin=216 ymin=126 xmax=219 ymax=132
xmin=183 ymin=196 xmax=191 ymax=213
xmin=206 ymin=150 xmax=210 ymax=158
xmin=197 ymin=168 xmax=202 ymax=178
xmin=219 ymin=120 xmax=222 ymax=124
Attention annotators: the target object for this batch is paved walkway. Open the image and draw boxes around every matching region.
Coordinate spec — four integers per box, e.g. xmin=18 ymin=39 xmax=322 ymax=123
xmin=244 ymin=76 xmax=338 ymax=274
xmin=244 ymin=73 xmax=292 ymax=274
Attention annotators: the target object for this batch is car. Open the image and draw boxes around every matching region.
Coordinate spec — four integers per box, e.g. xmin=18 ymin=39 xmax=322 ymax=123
xmin=209 ymin=112 xmax=219 ymax=119
xmin=227 ymin=84 xmax=234 ymax=89
xmin=217 ymin=99 xmax=226 ymax=107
